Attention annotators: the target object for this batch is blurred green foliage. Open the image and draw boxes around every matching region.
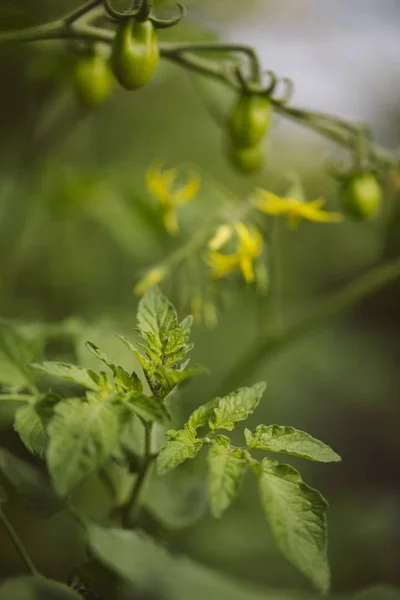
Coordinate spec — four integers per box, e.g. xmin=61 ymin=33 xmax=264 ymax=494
xmin=0 ymin=1 xmax=400 ymax=598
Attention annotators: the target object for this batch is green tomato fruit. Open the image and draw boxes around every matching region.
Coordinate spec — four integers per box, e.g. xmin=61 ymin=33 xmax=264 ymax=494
xmin=228 ymin=94 xmax=271 ymax=148
xmin=227 ymin=142 xmax=266 ymax=175
xmin=341 ymin=172 xmax=382 ymax=220
xmin=111 ymin=18 xmax=159 ymax=90
xmin=73 ymin=54 xmax=113 ymax=109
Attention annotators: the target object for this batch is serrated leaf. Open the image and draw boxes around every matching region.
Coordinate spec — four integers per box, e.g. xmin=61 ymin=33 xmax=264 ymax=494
xmin=47 ymin=395 xmax=120 ymax=495
xmin=207 ymin=436 xmax=247 ymax=519
xmin=0 ymin=324 xmax=41 ymax=390
xmin=88 ymin=525 xmax=278 ymax=600
xmin=87 ymin=341 xmax=140 ymax=392
xmin=145 ymin=471 xmax=207 ymax=530
xmin=188 ymin=397 xmax=220 ymax=430
xmin=125 ymin=393 xmax=170 ymax=424
xmin=31 ymin=361 xmax=101 ymax=391
xmin=245 ymin=425 xmax=341 ymax=463
xmin=14 ymin=393 xmax=60 ymax=457
xmin=0 ymin=576 xmax=81 ymax=600
xmin=209 ymin=382 xmax=266 ymax=431
xmin=86 ymin=341 xmax=118 ymax=372
xmin=156 ymin=364 xmax=203 ymax=395
xmin=256 ymin=457 xmax=330 ymax=594
xmin=157 ymin=426 xmax=202 ymax=475
xmin=137 ymin=286 xmax=178 ymax=341
xmin=118 ymin=335 xmax=154 ymax=383
xmin=0 ymin=448 xmax=63 ymax=517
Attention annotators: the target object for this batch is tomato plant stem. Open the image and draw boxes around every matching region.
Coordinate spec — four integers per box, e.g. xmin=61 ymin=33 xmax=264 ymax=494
xmin=121 ymin=422 xmax=155 ymax=528
xmin=0 ymin=511 xmax=39 ymax=576
xmin=221 ymin=255 xmax=400 ymax=392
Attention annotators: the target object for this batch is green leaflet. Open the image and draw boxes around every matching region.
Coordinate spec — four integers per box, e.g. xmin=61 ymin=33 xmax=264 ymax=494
xmin=145 ymin=471 xmax=208 ymax=530
xmin=245 ymin=425 xmax=341 ymax=463
xmin=0 ymin=448 xmax=63 ymax=517
xmin=256 ymin=457 xmax=330 ymax=594
xmin=0 ymin=324 xmax=41 ymax=391
xmin=47 ymin=395 xmax=120 ymax=495
xmin=88 ymin=525 xmax=284 ymax=600
xmin=120 ymin=288 xmax=199 ymax=397
xmin=0 ymin=576 xmax=81 ymax=600
xmin=86 ymin=341 xmax=118 ymax=372
xmin=31 ymin=361 xmax=102 ymax=391
xmin=125 ymin=393 xmax=170 ymax=424
xmin=137 ymin=288 xmax=194 ymax=368
xmin=14 ymin=393 xmax=60 ymax=457
xmin=187 ymin=397 xmax=220 ymax=430
xmin=207 ymin=436 xmax=247 ymax=519
xmin=87 ymin=340 xmax=142 ymax=393
xmin=137 ymin=286 xmax=178 ymax=343
xmin=155 ymin=364 xmax=204 ymax=396
xmin=157 ymin=426 xmax=202 ymax=475
xmin=209 ymin=382 xmax=266 ymax=431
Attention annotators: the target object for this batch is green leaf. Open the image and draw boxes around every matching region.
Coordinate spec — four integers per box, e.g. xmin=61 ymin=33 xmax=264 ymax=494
xmin=145 ymin=471 xmax=207 ymax=530
xmin=209 ymin=382 xmax=266 ymax=431
xmin=137 ymin=286 xmax=178 ymax=342
xmin=14 ymin=393 xmax=60 ymax=457
xmin=88 ymin=525 xmax=281 ymax=600
xmin=31 ymin=361 xmax=101 ymax=391
xmin=0 ymin=448 xmax=63 ymax=517
xmin=47 ymin=395 xmax=120 ymax=495
xmin=125 ymin=393 xmax=170 ymax=424
xmin=0 ymin=324 xmax=41 ymax=390
xmin=157 ymin=426 xmax=202 ymax=475
xmin=87 ymin=341 xmax=141 ymax=393
xmin=88 ymin=525 xmax=175 ymax=590
xmin=0 ymin=576 xmax=81 ymax=600
xmin=187 ymin=397 xmax=220 ymax=430
xmin=156 ymin=364 xmax=203 ymax=395
xmin=245 ymin=425 xmax=341 ymax=463
xmin=136 ymin=288 xmax=193 ymax=370
xmin=256 ymin=457 xmax=330 ymax=594
xmin=207 ymin=436 xmax=247 ymax=519
xmin=86 ymin=341 xmax=118 ymax=372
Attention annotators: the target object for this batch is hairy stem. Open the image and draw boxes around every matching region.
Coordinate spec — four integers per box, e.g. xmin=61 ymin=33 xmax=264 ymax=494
xmin=121 ymin=422 xmax=154 ymax=528
xmin=220 ymin=256 xmax=400 ymax=392
xmin=0 ymin=512 xmax=38 ymax=576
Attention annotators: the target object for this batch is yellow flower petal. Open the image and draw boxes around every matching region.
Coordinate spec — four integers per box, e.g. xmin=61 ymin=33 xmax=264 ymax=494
xmin=253 ymin=190 xmax=291 ymax=216
xmin=206 ymin=251 xmax=239 ymax=280
xmin=208 ymin=225 xmax=234 ymax=251
xmin=240 ymin=255 xmax=255 ymax=283
xmin=175 ymin=172 xmax=200 ymax=205
xmin=134 ymin=265 xmax=168 ymax=296
xmin=235 ymin=222 xmax=263 ymax=257
xmin=254 ymin=187 xmax=343 ymax=226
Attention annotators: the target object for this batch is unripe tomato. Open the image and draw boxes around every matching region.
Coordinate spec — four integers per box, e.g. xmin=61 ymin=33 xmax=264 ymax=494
xmin=111 ymin=18 xmax=159 ymax=90
xmin=340 ymin=172 xmax=382 ymax=220
xmin=73 ymin=54 xmax=113 ymax=109
xmin=228 ymin=94 xmax=271 ymax=148
xmin=227 ymin=142 xmax=266 ymax=175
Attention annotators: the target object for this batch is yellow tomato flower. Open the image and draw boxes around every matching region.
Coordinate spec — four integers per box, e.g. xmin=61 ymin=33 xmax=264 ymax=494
xmin=253 ymin=189 xmax=342 ymax=229
xmin=206 ymin=222 xmax=263 ymax=283
xmin=134 ymin=265 xmax=168 ymax=296
xmin=146 ymin=164 xmax=200 ymax=235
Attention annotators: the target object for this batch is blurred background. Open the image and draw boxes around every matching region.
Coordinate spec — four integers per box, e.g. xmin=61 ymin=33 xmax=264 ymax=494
xmin=0 ymin=0 xmax=399 ymax=598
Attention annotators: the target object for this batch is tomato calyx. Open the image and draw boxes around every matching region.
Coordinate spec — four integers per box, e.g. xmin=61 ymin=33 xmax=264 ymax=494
xmin=104 ymin=0 xmax=186 ymax=29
